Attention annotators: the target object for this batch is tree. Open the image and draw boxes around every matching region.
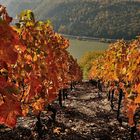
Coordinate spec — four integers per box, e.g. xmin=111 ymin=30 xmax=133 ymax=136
xmin=79 ymin=51 xmax=103 ymax=79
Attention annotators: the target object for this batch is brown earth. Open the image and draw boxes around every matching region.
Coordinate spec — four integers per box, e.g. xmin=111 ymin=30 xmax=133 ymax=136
xmin=0 ymin=82 xmax=140 ymax=140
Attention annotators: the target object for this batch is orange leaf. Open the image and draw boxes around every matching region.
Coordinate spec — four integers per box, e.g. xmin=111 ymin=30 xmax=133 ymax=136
xmin=136 ymin=83 xmax=140 ymax=94
xmin=127 ymin=105 xmax=137 ymax=127
xmin=32 ymin=98 xmax=45 ymax=112
xmin=134 ymin=95 xmax=140 ymax=104
xmin=15 ymin=45 xmax=26 ymax=52
xmin=22 ymin=105 xmax=29 ymax=117
xmin=25 ymin=55 xmax=32 ymax=61
xmin=128 ymin=107 xmax=135 ymax=127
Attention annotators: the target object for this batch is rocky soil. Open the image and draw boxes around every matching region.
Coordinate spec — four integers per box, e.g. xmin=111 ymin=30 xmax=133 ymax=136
xmin=0 ymin=82 xmax=140 ymax=140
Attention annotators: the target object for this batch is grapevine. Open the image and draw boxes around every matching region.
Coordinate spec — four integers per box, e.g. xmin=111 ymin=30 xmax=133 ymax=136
xmin=89 ymin=38 xmax=140 ymax=137
xmin=0 ymin=6 xmax=82 ymax=129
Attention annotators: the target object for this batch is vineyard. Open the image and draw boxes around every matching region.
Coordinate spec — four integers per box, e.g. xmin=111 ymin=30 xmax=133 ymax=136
xmin=0 ymin=5 xmax=140 ymax=140
xmin=89 ymin=37 xmax=140 ymax=139
xmin=0 ymin=4 xmax=82 ymax=138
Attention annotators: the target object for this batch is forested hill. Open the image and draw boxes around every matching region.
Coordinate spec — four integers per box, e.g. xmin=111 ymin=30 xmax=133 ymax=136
xmin=1 ymin=0 xmax=140 ymax=39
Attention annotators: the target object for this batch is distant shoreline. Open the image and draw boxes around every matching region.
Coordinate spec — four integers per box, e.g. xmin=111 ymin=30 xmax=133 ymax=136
xmin=60 ymin=33 xmax=121 ymax=43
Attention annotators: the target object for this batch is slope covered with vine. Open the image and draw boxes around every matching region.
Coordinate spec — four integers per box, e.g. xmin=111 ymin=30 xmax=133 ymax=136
xmin=0 ymin=5 xmax=82 ymax=128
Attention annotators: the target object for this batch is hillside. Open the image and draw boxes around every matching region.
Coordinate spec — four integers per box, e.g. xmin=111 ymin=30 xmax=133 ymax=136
xmin=41 ymin=0 xmax=140 ymax=39
xmin=1 ymin=0 xmax=140 ymax=39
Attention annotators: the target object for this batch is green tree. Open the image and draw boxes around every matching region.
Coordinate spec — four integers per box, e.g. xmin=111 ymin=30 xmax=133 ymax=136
xmin=79 ymin=51 xmax=103 ymax=79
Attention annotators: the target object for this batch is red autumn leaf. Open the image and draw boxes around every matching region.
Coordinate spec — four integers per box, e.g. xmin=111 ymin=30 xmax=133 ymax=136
xmin=0 ymin=60 xmax=8 ymax=69
xmin=0 ymin=23 xmax=20 ymax=64
xmin=47 ymin=88 xmax=58 ymax=103
xmin=27 ymin=77 xmax=42 ymax=100
xmin=0 ymin=47 xmax=18 ymax=64
xmin=0 ymin=94 xmax=21 ymax=128
xmin=36 ymin=85 xmax=42 ymax=93
xmin=0 ymin=77 xmax=7 ymax=90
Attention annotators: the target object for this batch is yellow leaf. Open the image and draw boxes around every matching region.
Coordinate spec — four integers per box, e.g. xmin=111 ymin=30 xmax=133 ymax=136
xmin=33 ymin=53 xmax=37 ymax=62
xmin=122 ymin=67 xmax=126 ymax=75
